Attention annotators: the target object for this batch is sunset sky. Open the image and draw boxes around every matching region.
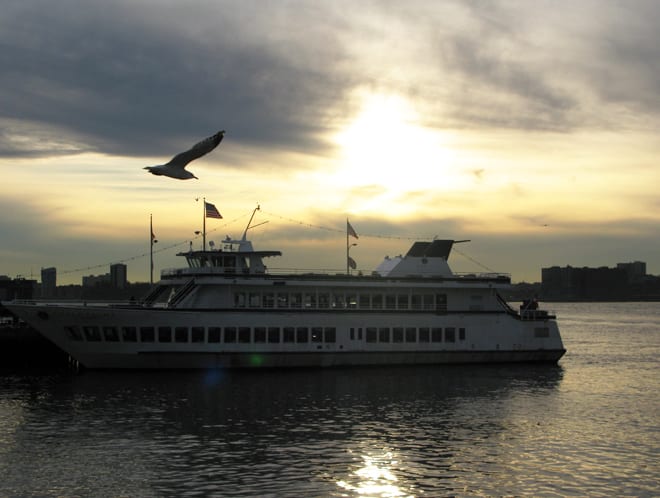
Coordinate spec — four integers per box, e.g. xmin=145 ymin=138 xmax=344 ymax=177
xmin=1 ymin=0 xmax=658 ymax=285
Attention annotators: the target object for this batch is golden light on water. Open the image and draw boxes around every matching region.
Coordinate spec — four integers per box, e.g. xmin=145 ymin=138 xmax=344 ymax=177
xmin=336 ymin=452 xmax=413 ymax=497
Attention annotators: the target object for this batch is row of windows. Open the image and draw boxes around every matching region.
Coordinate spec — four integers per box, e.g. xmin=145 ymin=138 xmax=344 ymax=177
xmin=233 ymin=291 xmax=449 ymax=311
xmin=66 ymin=325 xmax=338 ymax=344
xmin=353 ymin=327 xmax=466 ymax=343
xmin=65 ymin=325 xmax=466 ymax=344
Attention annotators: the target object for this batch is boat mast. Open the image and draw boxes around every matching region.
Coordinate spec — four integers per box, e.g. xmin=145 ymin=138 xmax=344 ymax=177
xmin=242 ymin=204 xmax=268 ymax=240
xmin=202 ymin=197 xmax=207 ymax=251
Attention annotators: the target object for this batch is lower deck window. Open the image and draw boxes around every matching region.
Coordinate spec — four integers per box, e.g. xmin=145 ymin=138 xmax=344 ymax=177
xmin=311 ymin=327 xmax=323 ymax=342
xmin=419 ymin=327 xmax=430 ymax=343
xmin=83 ymin=326 xmax=101 ymax=342
xmin=268 ymin=327 xmax=280 ymax=343
xmin=254 ymin=327 xmax=267 ymax=343
xmin=392 ymin=327 xmax=403 ymax=343
xmin=324 ymin=327 xmax=336 ymax=343
xmin=238 ymin=327 xmax=251 ymax=343
xmin=379 ymin=327 xmax=390 ymax=343
xmin=296 ymin=327 xmax=309 ymax=343
xmin=209 ymin=327 xmax=221 ymax=343
xmin=445 ymin=327 xmax=455 ymax=343
xmin=366 ymin=327 xmax=377 ymax=343
xmin=158 ymin=326 xmax=172 ymax=343
xmin=191 ymin=327 xmax=205 ymax=343
xmin=65 ymin=326 xmax=83 ymax=341
xmin=224 ymin=327 xmax=237 ymax=343
xmin=122 ymin=326 xmax=137 ymax=342
xmin=103 ymin=326 xmax=119 ymax=342
xmin=175 ymin=327 xmax=188 ymax=343
xmin=405 ymin=327 xmax=416 ymax=343
xmin=431 ymin=328 xmax=442 ymax=343
xmin=283 ymin=327 xmax=295 ymax=343
xmin=140 ymin=327 xmax=155 ymax=342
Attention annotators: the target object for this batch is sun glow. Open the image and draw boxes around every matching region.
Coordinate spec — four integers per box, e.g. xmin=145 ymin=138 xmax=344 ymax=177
xmin=333 ymin=93 xmax=464 ymax=213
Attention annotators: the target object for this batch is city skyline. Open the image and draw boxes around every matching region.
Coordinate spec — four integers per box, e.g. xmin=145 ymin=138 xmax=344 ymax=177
xmin=2 ymin=1 xmax=659 ymax=285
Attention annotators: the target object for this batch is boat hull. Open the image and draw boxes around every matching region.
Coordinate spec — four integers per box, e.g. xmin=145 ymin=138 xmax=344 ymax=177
xmin=74 ymin=349 xmax=566 ymax=369
xmin=4 ymin=302 xmax=566 ymax=369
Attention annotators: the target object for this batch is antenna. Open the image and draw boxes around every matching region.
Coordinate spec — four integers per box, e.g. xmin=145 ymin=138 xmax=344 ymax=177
xmin=242 ymin=204 xmax=269 ymax=240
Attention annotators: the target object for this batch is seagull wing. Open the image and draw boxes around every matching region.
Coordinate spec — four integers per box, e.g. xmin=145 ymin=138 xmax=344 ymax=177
xmin=166 ymin=131 xmax=225 ymax=169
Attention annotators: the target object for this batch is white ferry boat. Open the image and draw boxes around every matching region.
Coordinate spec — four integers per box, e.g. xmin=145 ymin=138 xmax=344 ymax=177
xmin=4 ymin=225 xmax=565 ymax=369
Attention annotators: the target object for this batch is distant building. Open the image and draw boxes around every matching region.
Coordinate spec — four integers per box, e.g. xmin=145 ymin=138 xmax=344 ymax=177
xmin=0 ymin=276 xmax=36 ymax=303
xmin=542 ymin=263 xmax=641 ymax=300
xmin=616 ymin=261 xmax=646 ymax=283
xmin=41 ymin=267 xmax=57 ymax=298
xmin=110 ymin=263 xmax=128 ymax=289
xmin=82 ymin=273 xmax=110 ymax=287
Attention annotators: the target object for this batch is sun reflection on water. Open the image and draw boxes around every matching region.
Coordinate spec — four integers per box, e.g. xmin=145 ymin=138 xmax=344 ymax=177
xmin=336 ymin=452 xmax=413 ymax=497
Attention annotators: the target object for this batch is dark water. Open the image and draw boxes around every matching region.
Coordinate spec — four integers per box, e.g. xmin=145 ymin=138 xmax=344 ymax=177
xmin=1 ymin=303 xmax=658 ymax=497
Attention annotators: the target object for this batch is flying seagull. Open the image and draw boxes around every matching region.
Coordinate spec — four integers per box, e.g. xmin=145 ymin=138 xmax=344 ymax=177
xmin=144 ymin=130 xmax=225 ymax=179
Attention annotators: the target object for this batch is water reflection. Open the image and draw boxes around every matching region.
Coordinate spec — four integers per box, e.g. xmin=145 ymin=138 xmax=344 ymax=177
xmin=337 ymin=451 xmax=410 ymax=497
xmin=1 ymin=365 xmax=566 ymax=496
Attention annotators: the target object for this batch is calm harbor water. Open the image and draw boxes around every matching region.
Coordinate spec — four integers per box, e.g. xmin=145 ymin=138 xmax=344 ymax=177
xmin=1 ymin=302 xmax=658 ymax=497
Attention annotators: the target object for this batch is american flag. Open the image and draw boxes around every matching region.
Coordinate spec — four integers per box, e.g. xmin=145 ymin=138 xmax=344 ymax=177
xmin=205 ymin=202 xmax=222 ymax=219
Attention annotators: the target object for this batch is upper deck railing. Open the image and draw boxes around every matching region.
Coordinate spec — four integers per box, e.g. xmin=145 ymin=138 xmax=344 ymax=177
xmin=160 ymin=266 xmax=510 ymax=281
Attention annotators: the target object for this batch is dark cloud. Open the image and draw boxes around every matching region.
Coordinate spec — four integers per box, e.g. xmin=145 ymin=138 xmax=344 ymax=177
xmin=0 ymin=1 xmax=352 ymax=159
xmin=1 ymin=0 xmax=659 ymax=160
